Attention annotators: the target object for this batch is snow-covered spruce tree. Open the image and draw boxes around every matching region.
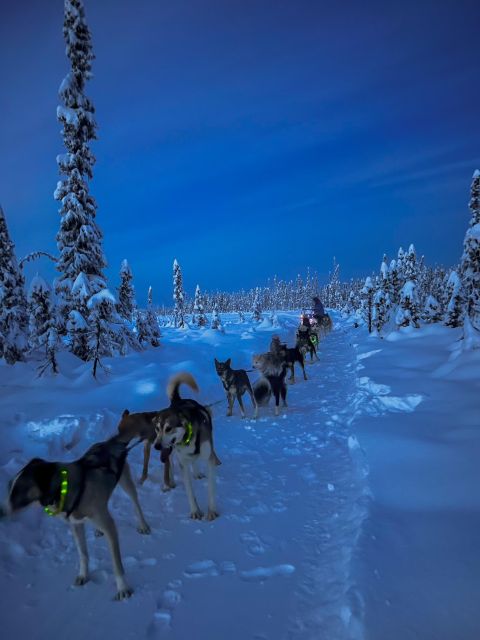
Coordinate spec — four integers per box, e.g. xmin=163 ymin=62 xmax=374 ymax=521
xmin=86 ymin=289 xmax=123 ymax=376
xmin=444 ymin=270 xmax=464 ymax=328
xmin=28 ymin=275 xmax=56 ymax=348
xmin=403 ymin=244 xmax=418 ymax=282
xmin=143 ymin=287 xmax=160 ymax=347
xmin=173 ymin=259 xmax=185 ymax=328
xmin=117 ymin=259 xmax=136 ymax=321
xmin=211 ymin=305 xmax=223 ymax=331
xmin=387 ymin=259 xmax=401 ymax=305
xmin=193 ymin=284 xmax=207 ymax=327
xmin=28 ymin=276 xmax=60 ymax=376
xmin=359 ymin=277 xmax=374 ymax=333
xmin=252 ymin=287 xmax=262 ymax=321
xmin=372 ymin=286 xmax=388 ymax=334
xmin=396 ymin=281 xmax=420 ymax=329
xmin=54 ymin=0 xmax=106 ymax=334
xmin=422 ymin=295 xmax=443 ymax=323
xmin=67 ymin=272 xmax=90 ymax=358
xmin=459 ymin=170 xmax=480 ymax=339
xmin=0 ymin=206 xmax=28 ymax=364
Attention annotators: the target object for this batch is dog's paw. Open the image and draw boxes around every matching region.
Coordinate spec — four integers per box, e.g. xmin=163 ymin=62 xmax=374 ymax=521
xmin=94 ymin=529 xmax=104 ymax=538
xmin=137 ymin=523 xmax=151 ymax=535
xmin=138 ymin=475 xmax=147 ymax=485
xmin=206 ymin=510 xmax=219 ymax=521
xmin=114 ymin=587 xmax=133 ymax=601
xmin=226 ymin=412 xmax=233 ymax=417
xmin=74 ymin=575 xmax=89 ymax=586
xmin=162 ymin=482 xmax=176 ymax=492
xmin=190 ymin=509 xmax=204 ymax=520
xmin=193 ymin=472 xmax=206 ymax=480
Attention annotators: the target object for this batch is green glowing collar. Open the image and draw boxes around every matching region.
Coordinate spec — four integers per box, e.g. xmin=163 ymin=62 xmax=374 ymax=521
xmin=44 ymin=469 xmax=68 ymax=517
xmin=180 ymin=422 xmax=193 ymax=446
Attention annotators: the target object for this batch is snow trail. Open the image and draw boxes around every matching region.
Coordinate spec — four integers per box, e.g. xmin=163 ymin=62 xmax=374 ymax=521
xmin=0 ymin=315 xmax=371 ymax=640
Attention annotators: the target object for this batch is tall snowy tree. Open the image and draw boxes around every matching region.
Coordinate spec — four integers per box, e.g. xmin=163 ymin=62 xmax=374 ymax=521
xmin=211 ymin=304 xmax=223 ymax=331
xmin=403 ymin=244 xmax=418 ymax=282
xmin=67 ymin=272 xmax=90 ymax=359
xmin=372 ymin=286 xmax=389 ymax=334
xmin=54 ymin=0 xmax=107 ymax=332
xmin=173 ymin=259 xmax=185 ymax=328
xmin=28 ymin=276 xmax=55 ymax=349
xmin=117 ymin=259 xmax=136 ymax=321
xmin=87 ymin=289 xmax=123 ymax=376
xmin=360 ymin=277 xmax=374 ymax=333
xmin=422 ymin=295 xmax=443 ymax=324
xmin=444 ymin=270 xmax=464 ymax=328
xmin=0 ymin=206 xmax=28 ymax=364
xmin=396 ymin=281 xmax=420 ymax=329
xmin=252 ymin=287 xmax=262 ymax=321
xmin=28 ymin=277 xmax=59 ymax=376
xmin=193 ymin=284 xmax=207 ymax=327
xmin=459 ymin=170 xmax=480 ymax=341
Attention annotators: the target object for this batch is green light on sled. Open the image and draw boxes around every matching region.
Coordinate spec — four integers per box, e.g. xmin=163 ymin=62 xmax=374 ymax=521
xmin=44 ymin=469 xmax=69 ymax=517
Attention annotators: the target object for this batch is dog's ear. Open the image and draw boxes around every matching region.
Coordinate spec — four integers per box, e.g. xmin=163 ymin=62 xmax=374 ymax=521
xmin=214 ymin=358 xmax=219 ymax=365
xmin=122 ymin=409 xmax=130 ymax=418
xmin=226 ymin=358 xmax=231 ymax=367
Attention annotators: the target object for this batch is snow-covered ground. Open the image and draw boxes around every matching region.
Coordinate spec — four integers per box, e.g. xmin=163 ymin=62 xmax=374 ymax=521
xmin=0 ymin=312 xmax=479 ymax=640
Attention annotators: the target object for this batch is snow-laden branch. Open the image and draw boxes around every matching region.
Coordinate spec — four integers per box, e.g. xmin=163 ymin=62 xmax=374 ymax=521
xmin=19 ymin=251 xmax=58 ymax=269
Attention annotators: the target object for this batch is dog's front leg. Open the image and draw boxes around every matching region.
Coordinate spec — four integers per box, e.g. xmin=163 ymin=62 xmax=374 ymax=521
xmin=119 ymin=462 xmax=151 ymax=534
xmin=139 ymin=441 xmax=151 ymax=485
xmin=192 ymin=459 xmax=206 ymax=479
xmin=226 ymin=393 xmax=234 ymax=417
xmin=71 ymin=522 xmax=89 ymax=586
xmin=206 ymin=460 xmax=219 ymax=521
xmin=163 ymin=455 xmax=176 ymax=490
xmin=289 ymin=364 xmax=295 ymax=384
xmin=91 ymin=509 xmax=133 ymax=600
xmin=182 ymin=462 xmax=203 ymax=519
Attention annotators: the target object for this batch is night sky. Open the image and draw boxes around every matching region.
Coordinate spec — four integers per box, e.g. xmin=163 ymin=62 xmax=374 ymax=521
xmin=1 ymin=0 xmax=479 ymax=304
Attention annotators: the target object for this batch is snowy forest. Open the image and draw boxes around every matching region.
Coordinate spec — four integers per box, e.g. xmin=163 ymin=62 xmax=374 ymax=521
xmin=1 ymin=2 xmax=480 ymax=640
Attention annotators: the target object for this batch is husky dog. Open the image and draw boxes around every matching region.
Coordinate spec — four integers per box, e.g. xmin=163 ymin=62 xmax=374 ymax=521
xmin=252 ymin=352 xmax=288 ymax=416
xmin=319 ymin=313 xmax=333 ymax=335
xmin=269 ymin=335 xmax=307 ymax=383
xmin=117 ymin=409 xmax=175 ymax=491
xmin=296 ymin=324 xmax=318 ymax=361
xmin=252 ymin=378 xmax=272 ymax=406
xmin=152 ymin=373 xmax=221 ymax=521
xmin=214 ymin=357 xmax=258 ymax=418
xmin=0 ymin=432 xmax=151 ymax=600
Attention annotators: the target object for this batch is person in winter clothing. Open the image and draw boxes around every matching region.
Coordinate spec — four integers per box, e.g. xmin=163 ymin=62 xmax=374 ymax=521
xmin=312 ymin=296 xmax=325 ymax=321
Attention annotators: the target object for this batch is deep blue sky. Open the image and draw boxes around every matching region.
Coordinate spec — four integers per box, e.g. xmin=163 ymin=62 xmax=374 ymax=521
xmin=1 ymin=0 xmax=479 ymax=304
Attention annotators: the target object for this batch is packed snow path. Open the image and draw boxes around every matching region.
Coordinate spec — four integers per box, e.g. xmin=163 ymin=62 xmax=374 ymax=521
xmin=1 ymin=318 xmax=369 ymax=640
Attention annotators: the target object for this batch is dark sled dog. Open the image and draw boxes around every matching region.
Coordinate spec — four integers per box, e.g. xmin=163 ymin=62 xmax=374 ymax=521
xmin=252 ymin=351 xmax=288 ymax=416
xmin=117 ymin=409 xmax=175 ymax=491
xmin=0 ymin=432 xmax=151 ymax=600
xmin=152 ymin=373 xmax=221 ymax=521
xmin=296 ymin=325 xmax=318 ymax=361
xmin=270 ymin=335 xmax=307 ymax=383
xmin=214 ymin=357 xmax=258 ymax=418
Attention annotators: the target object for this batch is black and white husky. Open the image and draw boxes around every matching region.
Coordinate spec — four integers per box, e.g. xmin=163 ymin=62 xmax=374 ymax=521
xmin=0 ymin=432 xmax=151 ymax=600
xmin=214 ymin=357 xmax=258 ymax=418
xmin=252 ymin=351 xmax=288 ymax=416
xmin=270 ymin=335 xmax=307 ymax=383
xmin=153 ymin=373 xmax=221 ymax=521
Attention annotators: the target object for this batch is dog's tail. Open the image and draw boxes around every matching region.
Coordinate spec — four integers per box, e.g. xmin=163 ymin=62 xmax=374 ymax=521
xmin=167 ymin=372 xmax=199 ymax=404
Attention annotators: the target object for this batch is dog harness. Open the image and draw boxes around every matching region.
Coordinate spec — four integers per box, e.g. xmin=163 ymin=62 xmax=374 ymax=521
xmin=44 ymin=469 xmax=69 ymax=517
xmin=180 ymin=421 xmax=193 ymax=446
